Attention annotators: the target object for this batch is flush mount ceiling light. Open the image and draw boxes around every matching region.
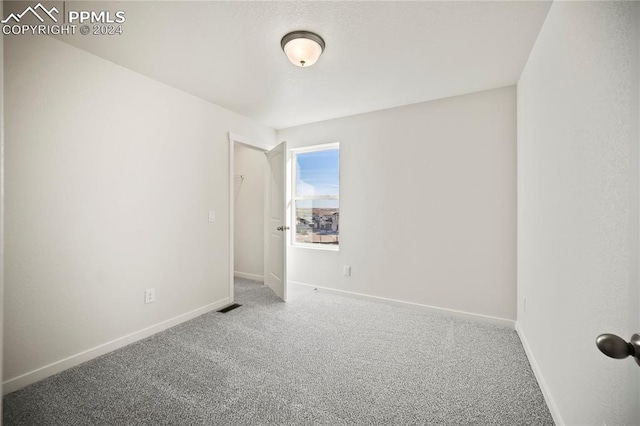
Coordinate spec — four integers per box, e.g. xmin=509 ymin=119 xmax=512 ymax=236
xmin=281 ymin=31 xmax=325 ymax=67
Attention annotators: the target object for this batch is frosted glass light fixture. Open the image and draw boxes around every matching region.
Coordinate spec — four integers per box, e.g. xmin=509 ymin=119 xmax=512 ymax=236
xmin=281 ymin=31 xmax=325 ymax=67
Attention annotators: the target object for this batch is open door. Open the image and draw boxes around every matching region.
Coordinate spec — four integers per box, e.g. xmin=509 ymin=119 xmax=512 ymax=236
xmin=264 ymin=141 xmax=287 ymax=300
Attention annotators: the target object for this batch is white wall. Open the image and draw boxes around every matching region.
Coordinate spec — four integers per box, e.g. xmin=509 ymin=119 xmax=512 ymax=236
xmin=1 ymin=0 xmax=4 ymax=409
xmin=517 ymin=2 xmax=639 ymax=425
xmin=279 ymin=86 xmax=517 ymax=324
xmin=234 ymin=144 xmax=266 ymax=280
xmin=3 ymin=35 xmax=275 ymax=392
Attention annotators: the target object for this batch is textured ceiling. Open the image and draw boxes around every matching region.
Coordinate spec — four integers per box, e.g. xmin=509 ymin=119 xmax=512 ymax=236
xmin=56 ymin=1 xmax=552 ymax=129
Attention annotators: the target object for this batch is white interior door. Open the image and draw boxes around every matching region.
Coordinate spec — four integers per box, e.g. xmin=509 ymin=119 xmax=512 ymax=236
xmin=264 ymin=141 xmax=287 ymax=300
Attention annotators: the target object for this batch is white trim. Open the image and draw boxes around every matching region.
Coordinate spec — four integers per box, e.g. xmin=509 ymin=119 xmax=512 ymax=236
xmin=290 ymin=244 xmax=339 ymax=252
xmin=288 ymin=281 xmax=515 ymax=329
xmin=295 ymin=195 xmax=338 ymax=201
xmin=234 ymin=271 xmax=264 ymax=282
xmin=515 ymin=322 xmax=564 ymax=426
xmin=2 ymin=297 xmax=230 ymax=396
xmin=264 ymin=147 xmax=271 ymax=298
xmin=290 ymin=143 xmax=340 ymax=250
xmin=228 ymin=136 xmax=235 ymax=304
xmin=290 ymin=141 xmax=340 ymax=154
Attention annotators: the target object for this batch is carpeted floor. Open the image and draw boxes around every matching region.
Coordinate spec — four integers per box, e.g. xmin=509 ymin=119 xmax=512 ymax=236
xmin=3 ymin=278 xmax=554 ymax=425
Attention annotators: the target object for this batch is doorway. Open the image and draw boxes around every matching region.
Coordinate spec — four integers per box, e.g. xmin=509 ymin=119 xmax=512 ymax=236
xmin=233 ymin=142 xmax=267 ymax=282
xmin=228 ymin=133 xmax=288 ymax=303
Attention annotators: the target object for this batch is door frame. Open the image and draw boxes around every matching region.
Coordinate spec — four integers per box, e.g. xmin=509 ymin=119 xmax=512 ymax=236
xmin=228 ymin=132 xmax=274 ymax=303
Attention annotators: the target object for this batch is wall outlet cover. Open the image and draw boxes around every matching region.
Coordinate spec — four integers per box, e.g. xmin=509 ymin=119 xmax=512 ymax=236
xmin=145 ymin=288 xmax=155 ymax=304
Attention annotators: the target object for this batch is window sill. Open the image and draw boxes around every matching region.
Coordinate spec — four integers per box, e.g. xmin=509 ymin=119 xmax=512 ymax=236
xmin=290 ymin=244 xmax=339 ymax=252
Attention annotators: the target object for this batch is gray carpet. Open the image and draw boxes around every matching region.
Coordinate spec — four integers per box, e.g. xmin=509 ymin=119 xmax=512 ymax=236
xmin=4 ymin=278 xmax=554 ymax=425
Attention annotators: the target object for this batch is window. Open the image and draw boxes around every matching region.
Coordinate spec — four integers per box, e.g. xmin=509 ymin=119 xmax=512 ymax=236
xmin=292 ymin=144 xmax=339 ymax=248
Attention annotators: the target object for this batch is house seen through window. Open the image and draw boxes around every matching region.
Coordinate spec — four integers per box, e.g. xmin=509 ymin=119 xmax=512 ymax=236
xmin=293 ymin=144 xmax=339 ymax=247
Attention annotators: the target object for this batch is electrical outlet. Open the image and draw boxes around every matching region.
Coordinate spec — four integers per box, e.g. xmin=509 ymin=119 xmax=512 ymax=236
xmin=145 ymin=288 xmax=155 ymax=304
xmin=343 ymin=265 xmax=351 ymax=276
xmin=208 ymin=210 xmax=216 ymax=222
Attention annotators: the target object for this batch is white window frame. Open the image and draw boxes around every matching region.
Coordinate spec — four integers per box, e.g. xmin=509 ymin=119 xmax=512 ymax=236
xmin=291 ymin=142 xmax=340 ymax=251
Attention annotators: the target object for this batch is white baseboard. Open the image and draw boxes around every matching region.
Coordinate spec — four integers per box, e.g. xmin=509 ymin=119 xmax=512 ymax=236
xmin=516 ymin=322 xmax=563 ymax=425
xmin=234 ymin=271 xmax=264 ymax=282
xmin=288 ymin=281 xmax=515 ymax=329
xmin=2 ymin=297 xmax=230 ymax=396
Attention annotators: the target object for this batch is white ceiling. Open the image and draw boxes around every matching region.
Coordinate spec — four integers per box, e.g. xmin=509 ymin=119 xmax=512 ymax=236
xmin=57 ymin=1 xmax=552 ymax=129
